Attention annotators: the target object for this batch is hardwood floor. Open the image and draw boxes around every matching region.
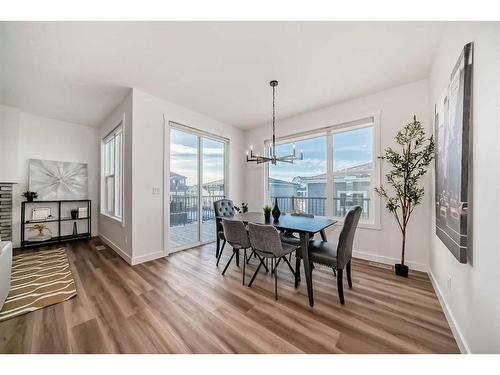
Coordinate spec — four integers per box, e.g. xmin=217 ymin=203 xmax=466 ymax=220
xmin=0 ymin=239 xmax=459 ymax=353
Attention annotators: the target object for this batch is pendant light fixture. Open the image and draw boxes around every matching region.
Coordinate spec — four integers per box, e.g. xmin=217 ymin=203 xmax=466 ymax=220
xmin=246 ymin=80 xmax=304 ymax=165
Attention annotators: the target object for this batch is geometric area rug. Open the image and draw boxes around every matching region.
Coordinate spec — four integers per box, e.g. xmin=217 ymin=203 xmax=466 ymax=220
xmin=0 ymin=248 xmax=77 ymax=322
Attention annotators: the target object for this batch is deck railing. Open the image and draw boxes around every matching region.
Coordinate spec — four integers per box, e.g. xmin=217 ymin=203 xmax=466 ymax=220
xmin=271 ymin=196 xmax=370 ymax=219
xmin=170 ymin=195 xmax=225 ymax=226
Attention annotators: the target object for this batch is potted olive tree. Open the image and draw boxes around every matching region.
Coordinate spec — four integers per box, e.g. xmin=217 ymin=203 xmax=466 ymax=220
xmin=375 ymin=116 xmax=434 ymax=277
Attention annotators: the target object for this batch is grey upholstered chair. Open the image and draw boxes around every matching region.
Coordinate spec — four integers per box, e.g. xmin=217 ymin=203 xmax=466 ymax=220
xmin=213 ymin=199 xmax=235 ymax=262
xmin=297 ymin=206 xmax=362 ymax=305
xmin=220 ymin=219 xmax=252 ymax=285
xmin=247 ymin=222 xmax=298 ymax=300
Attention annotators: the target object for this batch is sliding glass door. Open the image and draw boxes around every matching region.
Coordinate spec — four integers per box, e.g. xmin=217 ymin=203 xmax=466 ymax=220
xmin=169 ymin=124 xmax=227 ymax=251
xmin=201 ymin=138 xmax=225 ymax=243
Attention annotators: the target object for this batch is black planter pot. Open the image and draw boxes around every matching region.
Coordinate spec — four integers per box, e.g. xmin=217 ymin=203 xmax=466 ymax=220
xmin=71 ymin=211 xmax=78 ymax=219
xmin=264 ymin=212 xmax=271 ymax=223
xmin=272 ymin=198 xmax=281 ymax=221
xmin=395 ymin=264 xmax=409 ymax=277
xmin=26 ymin=196 xmax=34 ymax=202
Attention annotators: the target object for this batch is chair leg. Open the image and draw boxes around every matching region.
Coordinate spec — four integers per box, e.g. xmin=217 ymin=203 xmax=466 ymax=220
xmin=254 ymin=253 xmax=269 ymax=272
xmin=246 ymin=249 xmax=255 ymax=264
xmin=294 ymin=257 xmax=301 ymax=288
xmin=332 ymin=268 xmax=336 ymax=276
xmin=282 ymin=256 xmax=297 ymax=279
xmin=242 ymin=249 xmax=247 ymax=285
xmin=216 ymin=237 xmax=220 ymax=258
xmin=274 ymin=257 xmax=278 ymax=301
xmin=261 ymin=255 xmax=269 ymax=272
xmin=271 ymin=257 xmax=282 ymax=274
xmin=337 ymin=269 xmax=345 ymax=305
xmin=346 ymin=260 xmax=352 ymax=288
xmin=221 ymin=249 xmax=236 ymax=276
xmin=248 ymin=256 xmax=266 ymax=287
xmin=236 ymin=249 xmax=240 ymax=267
xmin=216 ymin=240 xmax=226 ymax=266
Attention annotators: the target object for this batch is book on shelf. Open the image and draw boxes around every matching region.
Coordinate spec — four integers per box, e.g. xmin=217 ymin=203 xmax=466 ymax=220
xmin=78 ymin=207 xmax=88 ymax=218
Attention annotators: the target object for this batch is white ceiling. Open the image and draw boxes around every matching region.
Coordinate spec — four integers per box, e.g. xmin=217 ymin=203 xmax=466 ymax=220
xmin=0 ymin=22 xmax=445 ymax=129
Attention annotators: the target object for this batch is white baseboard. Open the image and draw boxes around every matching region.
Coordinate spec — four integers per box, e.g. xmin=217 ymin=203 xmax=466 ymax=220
xmin=131 ymin=250 xmax=165 ymax=265
xmin=98 ymin=234 xmax=165 ymax=266
xmin=353 ymin=250 xmax=427 ymax=272
xmin=98 ymin=234 xmax=132 ymax=265
xmin=428 ymin=267 xmax=470 ymax=354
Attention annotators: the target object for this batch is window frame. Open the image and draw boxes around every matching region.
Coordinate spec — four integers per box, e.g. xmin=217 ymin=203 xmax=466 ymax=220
xmin=264 ymin=112 xmax=381 ymax=230
xmin=101 ymin=122 xmax=124 ymax=224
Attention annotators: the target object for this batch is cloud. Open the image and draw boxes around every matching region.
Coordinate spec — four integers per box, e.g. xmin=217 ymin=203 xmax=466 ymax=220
xmin=171 ymin=143 xmax=223 ymax=156
xmin=170 ymin=156 xmax=224 ymax=186
xmin=334 ymin=144 xmax=370 ymax=152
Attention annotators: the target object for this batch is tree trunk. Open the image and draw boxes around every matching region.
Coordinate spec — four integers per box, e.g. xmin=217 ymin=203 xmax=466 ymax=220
xmin=401 ymin=227 xmax=406 ymax=266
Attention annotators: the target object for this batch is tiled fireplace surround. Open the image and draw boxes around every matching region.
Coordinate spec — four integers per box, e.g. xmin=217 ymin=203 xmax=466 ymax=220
xmin=0 ymin=183 xmax=13 ymax=242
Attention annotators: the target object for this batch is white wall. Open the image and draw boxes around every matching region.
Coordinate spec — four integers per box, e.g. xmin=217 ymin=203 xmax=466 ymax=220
xmin=130 ymin=89 xmax=245 ymax=264
xmin=9 ymin=110 xmax=99 ymax=247
xmin=0 ymin=104 xmax=20 ymax=183
xmin=98 ymin=91 xmax=134 ymax=262
xmin=428 ymin=22 xmax=500 ymax=353
xmin=244 ymin=80 xmax=432 ymax=271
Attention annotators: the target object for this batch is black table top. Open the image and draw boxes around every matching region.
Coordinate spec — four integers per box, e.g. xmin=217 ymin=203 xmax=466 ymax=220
xmin=221 ymin=212 xmax=337 ymax=234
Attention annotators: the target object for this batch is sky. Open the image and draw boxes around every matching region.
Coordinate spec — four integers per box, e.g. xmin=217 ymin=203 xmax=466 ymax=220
xmin=170 ymin=126 xmax=373 ymax=188
xmin=170 ymin=129 xmax=224 ymax=186
xmin=269 ymin=127 xmax=373 ymax=182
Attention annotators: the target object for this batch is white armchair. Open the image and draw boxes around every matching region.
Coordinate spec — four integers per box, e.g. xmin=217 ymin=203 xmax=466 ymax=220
xmin=0 ymin=241 xmax=12 ymax=310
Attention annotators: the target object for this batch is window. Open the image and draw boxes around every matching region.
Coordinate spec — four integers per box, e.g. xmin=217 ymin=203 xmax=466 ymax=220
xmin=266 ymin=115 xmax=379 ymax=225
xmin=268 ymin=135 xmax=327 ymax=216
xmin=332 ymin=126 xmax=374 ymax=222
xmin=101 ymin=124 xmax=123 ymax=221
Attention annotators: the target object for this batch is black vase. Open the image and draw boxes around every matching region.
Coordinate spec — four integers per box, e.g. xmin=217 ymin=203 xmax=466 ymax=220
xmin=272 ymin=198 xmax=281 ymax=221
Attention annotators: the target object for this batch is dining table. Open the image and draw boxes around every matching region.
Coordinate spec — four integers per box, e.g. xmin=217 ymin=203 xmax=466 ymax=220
xmin=220 ymin=212 xmax=337 ymax=307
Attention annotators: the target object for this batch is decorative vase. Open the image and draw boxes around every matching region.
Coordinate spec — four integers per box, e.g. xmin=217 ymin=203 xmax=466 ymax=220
xmin=71 ymin=211 xmax=78 ymax=219
xmin=272 ymin=198 xmax=281 ymax=221
xmin=72 ymin=222 xmax=78 ymax=236
xmin=264 ymin=212 xmax=271 ymax=222
xmin=395 ymin=264 xmax=408 ymax=277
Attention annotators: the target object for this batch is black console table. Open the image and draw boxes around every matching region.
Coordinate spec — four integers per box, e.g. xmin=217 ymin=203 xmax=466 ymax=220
xmin=21 ymin=199 xmax=91 ymax=248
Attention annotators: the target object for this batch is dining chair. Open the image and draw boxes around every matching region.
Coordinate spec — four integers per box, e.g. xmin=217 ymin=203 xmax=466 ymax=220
xmin=247 ymin=222 xmax=298 ymax=300
xmin=213 ymin=199 xmax=235 ymax=263
xmin=296 ymin=206 xmax=362 ymax=305
xmin=220 ymin=219 xmax=252 ymax=285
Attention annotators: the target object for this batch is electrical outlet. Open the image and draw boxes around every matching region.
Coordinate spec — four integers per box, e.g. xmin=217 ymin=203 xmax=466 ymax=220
xmin=447 ymin=275 xmax=452 ymax=290
xmin=152 ymin=187 xmax=161 ymax=195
